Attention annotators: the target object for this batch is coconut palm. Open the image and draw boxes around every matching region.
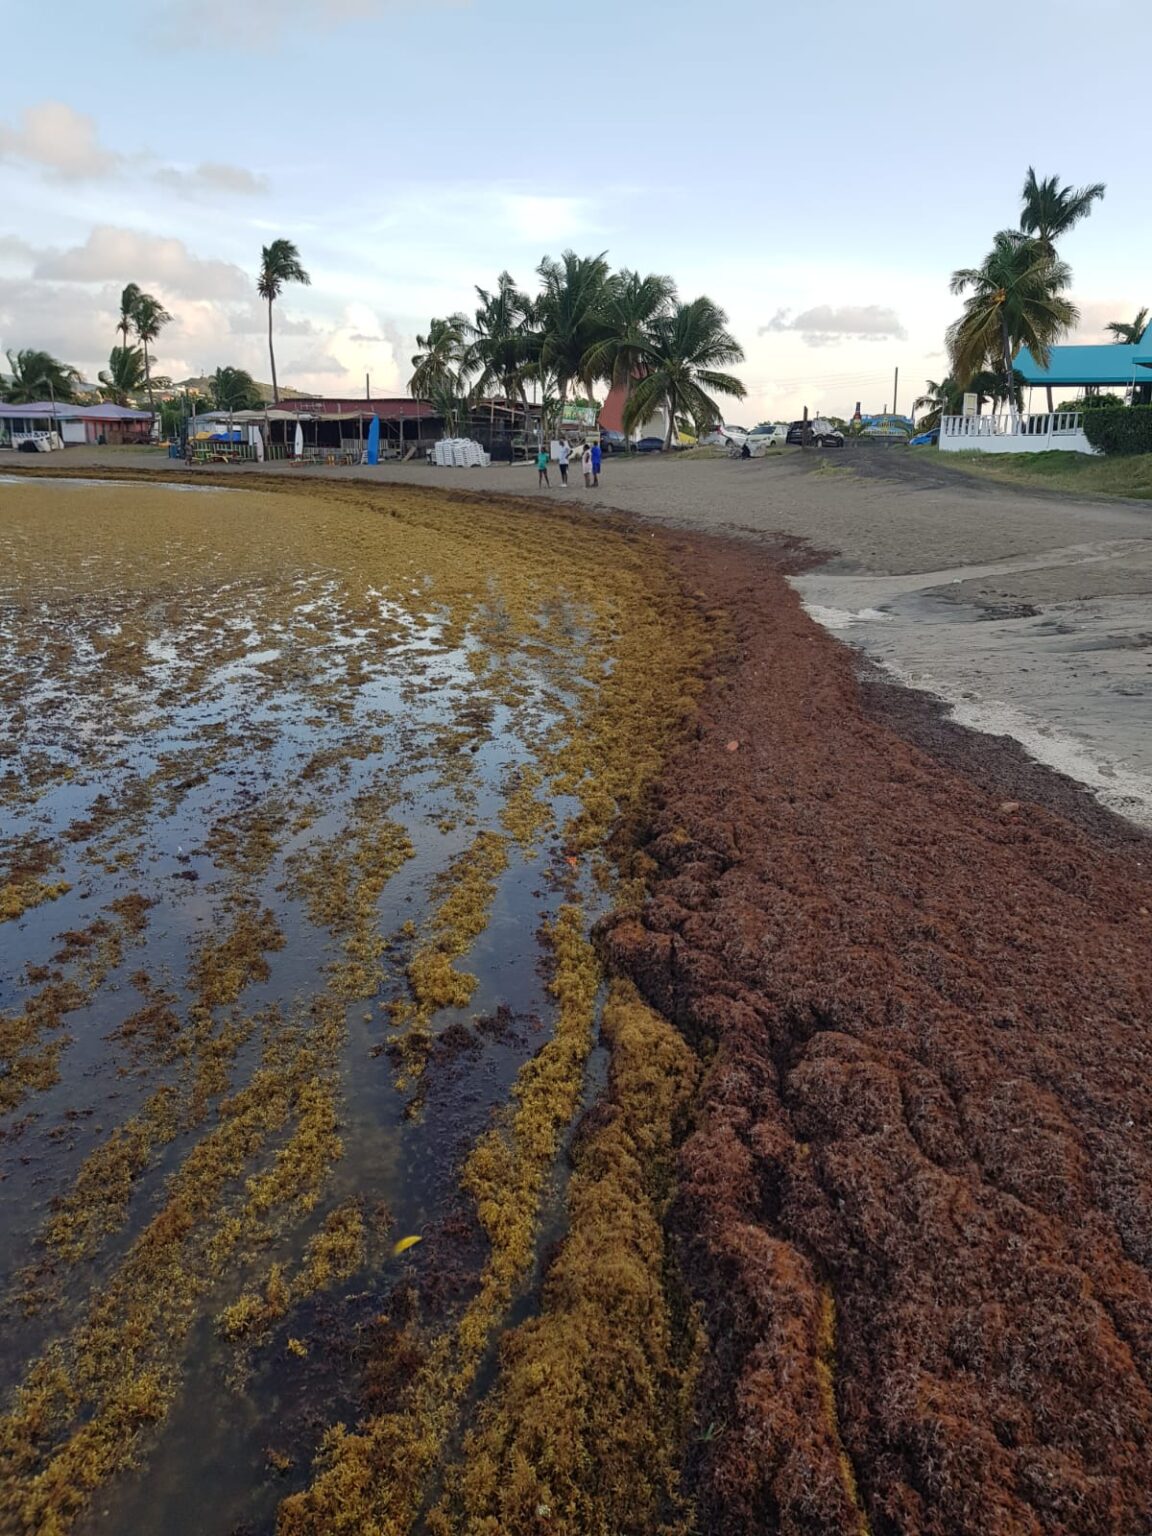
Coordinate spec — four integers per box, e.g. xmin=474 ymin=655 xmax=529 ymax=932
xmin=257 ymin=238 xmax=311 ymax=403
xmin=1106 ymin=307 xmax=1149 ymax=345
xmin=467 ymin=273 xmax=531 ymax=410
xmin=117 ymin=283 xmax=142 ymax=355
xmin=622 ymin=296 xmax=746 ymax=449
xmin=581 ymin=267 xmax=677 ymax=415
xmin=947 ymin=232 xmax=1078 ymax=419
xmin=1019 ymin=168 xmax=1105 ymax=256
xmin=210 ymin=366 xmax=263 ymax=412
xmin=131 ymin=292 xmax=173 ymax=411
xmin=409 ymin=314 xmax=471 ymax=401
xmin=912 ymin=376 xmax=963 ymax=429
xmin=98 ymin=345 xmax=147 ymax=405
xmin=2 ymin=348 xmax=82 ymax=404
xmin=534 ymin=250 xmax=612 ymax=411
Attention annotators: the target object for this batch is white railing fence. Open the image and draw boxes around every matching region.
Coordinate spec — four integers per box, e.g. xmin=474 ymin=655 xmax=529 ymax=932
xmin=940 ymin=411 xmax=1096 ymax=455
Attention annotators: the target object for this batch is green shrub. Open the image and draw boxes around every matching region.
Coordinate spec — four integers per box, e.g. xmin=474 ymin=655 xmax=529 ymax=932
xmin=1082 ymin=406 xmax=1152 ymax=456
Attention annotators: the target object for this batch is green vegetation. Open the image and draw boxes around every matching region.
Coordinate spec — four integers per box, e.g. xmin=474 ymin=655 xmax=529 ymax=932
xmin=257 ymin=238 xmax=311 ymax=403
xmin=1 ymin=347 xmax=82 ymax=404
xmin=408 ymin=252 xmax=746 ymax=445
xmin=209 ymin=364 xmax=264 ymax=412
xmin=944 ymin=448 xmax=1152 ymax=498
xmin=1105 ymin=306 xmax=1149 ymax=345
xmin=1081 ymin=406 xmax=1152 ymax=457
xmin=947 ymin=231 xmax=1078 ymax=394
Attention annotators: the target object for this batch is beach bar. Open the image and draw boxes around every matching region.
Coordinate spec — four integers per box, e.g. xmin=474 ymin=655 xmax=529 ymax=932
xmin=0 ymin=401 xmax=154 ymax=449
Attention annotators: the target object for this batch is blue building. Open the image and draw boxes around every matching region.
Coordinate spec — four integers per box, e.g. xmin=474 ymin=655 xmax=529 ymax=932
xmin=1014 ymin=339 xmax=1152 ymax=407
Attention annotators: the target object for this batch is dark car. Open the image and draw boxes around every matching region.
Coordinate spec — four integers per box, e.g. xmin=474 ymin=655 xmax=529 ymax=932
xmin=632 ymin=436 xmax=665 ymax=453
xmin=785 ymin=419 xmax=845 ymax=447
xmin=599 ymin=429 xmax=629 ymax=454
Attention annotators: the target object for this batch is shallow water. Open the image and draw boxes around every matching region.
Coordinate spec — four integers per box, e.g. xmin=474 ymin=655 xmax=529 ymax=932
xmin=0 ymin=479 xmax=632 ymax=1534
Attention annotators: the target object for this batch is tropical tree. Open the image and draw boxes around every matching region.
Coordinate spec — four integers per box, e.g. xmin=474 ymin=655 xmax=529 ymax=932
xmin=947 ymin=231 xmax=1078 ymax=419
xmin=408 ymin=314 xmax=471 ymax=401
xmin=210 ymin=366 xmax=263 ymax=412
xmin=534 ymin=250 xmax=612 ymax=413
xmin=1 ymin=348 xmax=82 ymax=404
xmin=621 ymin=296 xmax=746 ymax=449
xmin=912 ymin=375 xmax=964 ymax=429
xmin=1106 ymin=307 xmax=1149 ymax=345
xmin=131 ymin=292 xmax=173 ymax=411
xmin=1019 ymin=168 xmax=1105 ymax=256
xmin=581 ymin=267 xmax=677 ymax=414
xmin=98 ymin=345 xmax=147 ymax=405
xmin=257 ymin=238 xmax=311 ymax=403
xmin=117 ymin=283 xmax=142 ymax=355
xmin=467 ymin=273 xmax=531 ymax=411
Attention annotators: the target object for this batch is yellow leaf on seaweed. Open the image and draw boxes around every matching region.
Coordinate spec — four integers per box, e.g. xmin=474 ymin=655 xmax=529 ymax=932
xmin=392 ymin=1235 xmax=423 ymax=1257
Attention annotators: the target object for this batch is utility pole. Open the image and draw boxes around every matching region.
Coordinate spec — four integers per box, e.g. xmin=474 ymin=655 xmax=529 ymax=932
xmin=892 ymin=366 xmax=899 ymax=419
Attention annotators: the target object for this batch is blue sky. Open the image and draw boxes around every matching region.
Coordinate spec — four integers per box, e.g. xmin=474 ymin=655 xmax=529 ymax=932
xmin=2 ymin=0 xmax=1148 ymax=419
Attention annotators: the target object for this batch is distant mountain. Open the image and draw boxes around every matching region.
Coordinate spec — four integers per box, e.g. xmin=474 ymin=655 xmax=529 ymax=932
xmin=173 ymin=376 xmax=310 ymax=402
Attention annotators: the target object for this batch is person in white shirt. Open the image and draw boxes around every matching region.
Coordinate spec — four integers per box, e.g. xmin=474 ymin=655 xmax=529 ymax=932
xmin=558 ymin=440 xmax=570 ymax=484
xmin=581 ymin=443 xmax=593 ymax=487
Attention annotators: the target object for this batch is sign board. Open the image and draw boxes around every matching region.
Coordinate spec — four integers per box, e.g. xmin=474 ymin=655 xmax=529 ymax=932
xmin=560 ymin=403 xmax=597 ymax=429
xmin=962 ymin=393 xmax=979 ymax=417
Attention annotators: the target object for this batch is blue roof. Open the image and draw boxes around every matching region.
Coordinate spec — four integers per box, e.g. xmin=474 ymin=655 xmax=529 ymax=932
xmin=1014 ymin=342 xmax=1150 ymax=385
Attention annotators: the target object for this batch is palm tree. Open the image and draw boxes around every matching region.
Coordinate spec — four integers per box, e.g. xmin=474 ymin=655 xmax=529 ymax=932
xmin=534 ymin=250 xmax=612 ymax=414
xmin=2 ymin=348 xmax=82 ymax=404
xmin=581 ymin=268 xmax=677 ymax=421
xmin=98 ymin=345 xmax=147 ymax=405
xmin=467 ymin=273 xmax=531 ymax=417
xmin=210 ymin=366 xmax=263 ymax=412
xmin=912 ymin=376 xmax=963 ymax=430
xmin=947 ymin=231 xmax=1078 ymax=423
xmin=1019 ymin=168 xmax=1105 ymax=256
xmin=1106 ymin=307 xmax=1149 ymax=345
xmin=257 ymin=239 xmax=311 ymax=404
xmin=117 ymin=283 xmax=141 ymax=355
xmin=409 ymin=314 xmax=471 ymax=401
xmin=131 ymin=292 xmax=172 ymax=412
xmin=622 ymin=296 xmax=746 ymax=449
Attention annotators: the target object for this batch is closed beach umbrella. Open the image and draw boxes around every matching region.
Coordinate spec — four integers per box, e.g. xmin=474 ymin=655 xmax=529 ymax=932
xmin=294 ymin=422 xmax=304 ymax=458
xmin=366 ymin=415 xmax=380 ymax=466
xmin=252 ymin=424 xmax=265 ymax=462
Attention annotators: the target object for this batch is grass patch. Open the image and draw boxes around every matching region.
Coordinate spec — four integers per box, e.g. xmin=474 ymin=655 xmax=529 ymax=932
xmin=942 ymin=448 xmax=1152 ymax=499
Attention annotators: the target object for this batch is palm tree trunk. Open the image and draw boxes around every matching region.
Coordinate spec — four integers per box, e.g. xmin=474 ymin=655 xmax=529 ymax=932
xmin=663 ymin=396 xmax=675 ymax=451
xmin=144 ymin=340 xmax=154 ymax=412
xmin=1000 ymin=310 xmax=1017 ymax=431
xmin=268 ymin=296 xmax=279 ymax=405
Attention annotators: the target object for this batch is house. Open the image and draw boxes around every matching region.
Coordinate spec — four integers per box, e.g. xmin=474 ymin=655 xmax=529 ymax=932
xmin=0 ymin=401 xmax=153 ymax=448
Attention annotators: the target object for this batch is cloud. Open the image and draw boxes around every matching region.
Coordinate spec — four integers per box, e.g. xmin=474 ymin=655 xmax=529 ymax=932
xmin=154 ymin=161 xmax=269 ymax=197
xmin=33 ymin=227 xmax=250 ymax=301
xmin=0 ymin=101 xmax=121 ymax=180
xmin=500 ymin=194 xmax=590 ymax=243
xmin=228 ymin=300 xmax=316 ymax=336
xmin=0 ymin=235 xmax=37 ymax=265
xmin=1069 ymin=297 xmax=1142 ymax=343
xmin=157 ymin=0 xmax=469 ymax=47
xmin=760 ymin=304 xmax=907 ymax=348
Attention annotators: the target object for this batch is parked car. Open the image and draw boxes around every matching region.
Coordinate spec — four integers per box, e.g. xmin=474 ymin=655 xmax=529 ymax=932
xmin=632 ymin=436 xmax=665 ymax=453
xmin=909 ymin=427 xmax=940 ymax=447
xmin=599 ymin=429 xmax=629 ymax=454
xmin=785 ymin=418 xmax=845 ymax=447
xmin=746 ymin=422 xmax=787 ymax=451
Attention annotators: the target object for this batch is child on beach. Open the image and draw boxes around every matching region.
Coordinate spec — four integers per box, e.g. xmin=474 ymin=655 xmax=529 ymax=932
xmin=558 ymin=440 xmax=570 ymax=484
xmin=591 ymin=439 xmax=601 ymax=487
xmin=536 ymin=447 xmax=550 ymax=487
xmin=581 ymin=443 xmax=593 ymax=487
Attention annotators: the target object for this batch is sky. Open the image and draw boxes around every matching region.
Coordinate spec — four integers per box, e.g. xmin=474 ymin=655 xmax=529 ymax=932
xmin=2 ymin=0 xmax=1150 ymax=423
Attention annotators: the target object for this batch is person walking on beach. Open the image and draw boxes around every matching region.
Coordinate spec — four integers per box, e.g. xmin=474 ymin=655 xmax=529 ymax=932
xmin=591 ymin=438 xmax=602 ymax=487
xmin=536 ymin=446 xmax=550 ymax=487
xmin=558 ymin=440 xmax=570 ymax=485
xmin=581 ymin=442 xmax=593 ymax=488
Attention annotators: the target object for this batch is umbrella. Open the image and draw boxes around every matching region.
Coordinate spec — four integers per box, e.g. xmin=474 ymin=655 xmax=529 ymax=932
xmin=252 ymin=424 xmax=265 ymax=463
xmin=294 ymin=422 xmax=304 ymax=458
xmin=366 ymin=416 xmax=380 ymax=466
